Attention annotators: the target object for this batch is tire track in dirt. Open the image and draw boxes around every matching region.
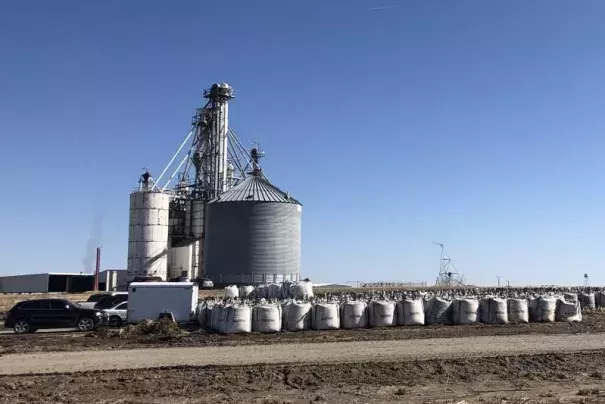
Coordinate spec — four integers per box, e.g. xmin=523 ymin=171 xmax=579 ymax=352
xmin=2 ymin=333 xmax=605 ymax=375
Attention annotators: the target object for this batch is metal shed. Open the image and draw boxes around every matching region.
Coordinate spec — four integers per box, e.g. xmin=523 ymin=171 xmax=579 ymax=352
xmin=0 ymin=273 xmax=95 ymax=294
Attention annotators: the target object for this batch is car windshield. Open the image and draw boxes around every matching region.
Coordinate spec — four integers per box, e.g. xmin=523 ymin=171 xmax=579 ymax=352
xmin=94 ymin=295 xmax=126 ymax=310
xmin=86 ymin=294 xmax=107 ymax=303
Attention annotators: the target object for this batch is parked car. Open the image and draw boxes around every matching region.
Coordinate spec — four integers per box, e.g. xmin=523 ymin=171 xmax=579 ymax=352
xmin=103 ymin=301 xmax=127 ymax=327
xmin=78 ymin=292 xmax=127 ymax=309
xmin=169 ymin=276 xmax=190 ymax=283
xmin=93 ymin=293 xmax=128 ymax=310
xmin=194 ymin=278 xmax=214 ymax=289
xmin=4 ymin=299 xmax=105 ymax=334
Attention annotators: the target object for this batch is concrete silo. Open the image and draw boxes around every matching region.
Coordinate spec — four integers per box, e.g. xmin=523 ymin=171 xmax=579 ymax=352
xmin=127 ymin=172 xmax=170 ymax=281
xmin=202 ymin=172 xmax=302 ymax=285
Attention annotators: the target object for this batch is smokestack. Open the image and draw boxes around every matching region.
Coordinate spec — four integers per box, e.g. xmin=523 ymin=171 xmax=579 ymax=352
xmin=94 ymin=247 xmax=101 ymax=291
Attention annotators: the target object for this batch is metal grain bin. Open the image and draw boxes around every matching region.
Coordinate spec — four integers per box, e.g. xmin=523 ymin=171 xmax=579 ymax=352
xmin=203 ymin=174 xmax=302 ymax=284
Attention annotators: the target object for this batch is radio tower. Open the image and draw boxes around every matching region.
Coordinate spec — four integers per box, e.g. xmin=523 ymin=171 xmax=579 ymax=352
xmin=432 ymin=241 xmax=465 ymax=287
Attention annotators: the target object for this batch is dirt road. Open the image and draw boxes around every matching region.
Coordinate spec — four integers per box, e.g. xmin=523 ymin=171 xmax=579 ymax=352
xmin=2 ymin=333 xmax=605 ymax=375
xmin=3 ymin=351 xmax=605 ymax=403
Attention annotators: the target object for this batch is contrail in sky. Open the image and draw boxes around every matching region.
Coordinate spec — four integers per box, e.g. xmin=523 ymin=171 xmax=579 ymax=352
xmin=372 ymin=4 xmax=397 ymax=11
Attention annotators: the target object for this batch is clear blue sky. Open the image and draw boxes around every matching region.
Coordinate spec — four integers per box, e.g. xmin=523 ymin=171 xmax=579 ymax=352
xmin=1 ymin=0 xmax=604 ymax=286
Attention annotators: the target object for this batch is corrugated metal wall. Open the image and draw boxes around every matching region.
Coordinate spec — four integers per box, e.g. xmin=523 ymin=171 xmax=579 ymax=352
xmin=203 ymin=202 xmax=302 ymax=284
xmin=0 ymin=274 xmax=49 ymax=293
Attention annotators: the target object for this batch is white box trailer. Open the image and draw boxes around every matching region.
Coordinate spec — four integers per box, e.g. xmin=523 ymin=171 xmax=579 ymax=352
xmin=127 ymin=282 xmax=198 ymax=324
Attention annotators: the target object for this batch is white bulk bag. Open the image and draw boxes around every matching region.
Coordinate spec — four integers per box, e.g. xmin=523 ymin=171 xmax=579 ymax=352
xmin=453 ymin=298 xmax=479 ymax=325
xmin=426 ymin=297 xmax=452 ymax=325
xmin=580 ymin=292 xmax=596 ymax=311
xmin=196 ymin=302 xmax=206 ymax=326
xmin=507 ymin=298 xmax=529 ymax=323
xmin=224 ymin=285 xmax=239 ymax=298
xmin=596 ymin=291 xmax=605 ymax=309
xmin=340 ymin=301 xmax=367 ymax=329
xmin=280 ymin=282 xmax=293 ymax=299
xmin=282 ymin=302 xmax=312 ymax=332
xmin=239 ymin=285 xmax=255 ymax=298
xmin=267 ymin=284 xmax=282 ymax=299
xmin=312 ymin=303 xmax=340 ymax=330
xmin=210 ymin=303 xmax=221 ymax=330
xmin=537 ymin=296 xmax=557 ymax=322
xmin=368 ymin=301 xmax=396 ymax=328
xmin=556 ymin=299 xmax=582 ymax=322
xmin=254 ymin=284 xmax=267 ymax=299
xmin=290 ymin=281 xmax=314 ymax=299
xmin=397 ymin=299 xmax=424 ymax=326
xmin=252 ymin=304 xmax=282 ymax=333
xmin=480 ymin=297 xmax=508 ymax=325
xmin=221 ymin=305 xmax=252 ymax=334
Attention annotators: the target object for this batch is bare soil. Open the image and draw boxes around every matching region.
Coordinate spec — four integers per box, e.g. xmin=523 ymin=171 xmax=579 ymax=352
xmin=3 ymin=334 xmax=605 ymax=375
xmin=2 ymin=311 xmax=605 ymax=355
xmin=1 ymin=351 xmax=605 ymax=403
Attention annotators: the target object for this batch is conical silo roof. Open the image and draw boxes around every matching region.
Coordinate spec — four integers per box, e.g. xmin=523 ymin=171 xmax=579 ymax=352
xmin=210 ymin=175 xmax=301 ymax=204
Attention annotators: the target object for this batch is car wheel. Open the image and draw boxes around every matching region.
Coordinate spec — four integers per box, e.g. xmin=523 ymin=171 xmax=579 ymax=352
xmin=77 ymin=317 xmax=95 ymax=331
xmin=109 ymin=316 xmax=122 ymax=328
xmin=13 ymin=319 xmax=30 ymax=334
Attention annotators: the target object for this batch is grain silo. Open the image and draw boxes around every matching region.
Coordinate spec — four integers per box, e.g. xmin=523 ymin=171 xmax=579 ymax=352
xmin=203 ymin=171 xmax=302 ymax=285
xmin=127 ymin=172 xmax=170 ymax=281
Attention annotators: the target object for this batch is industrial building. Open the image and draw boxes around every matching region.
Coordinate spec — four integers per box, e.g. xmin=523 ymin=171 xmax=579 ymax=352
xmin=0 ymin=269 xmax=126 ymax=294
xmin=127 ymin=82 xmax=302 ymax=285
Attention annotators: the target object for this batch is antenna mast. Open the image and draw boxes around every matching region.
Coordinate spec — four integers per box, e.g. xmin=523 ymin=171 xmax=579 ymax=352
xmin=432 ymin=241 xmax=465 ymax=287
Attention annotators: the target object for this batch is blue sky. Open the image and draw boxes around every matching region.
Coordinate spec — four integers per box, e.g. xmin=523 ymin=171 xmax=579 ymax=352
xmin=1 ymin=1 xmax=604 ymax=286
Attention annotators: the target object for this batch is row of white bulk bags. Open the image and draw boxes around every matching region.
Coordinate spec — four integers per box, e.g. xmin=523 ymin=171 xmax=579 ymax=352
xmin=555 ymin=299 xmax=582 ymax=322
xmin=252 ymin=304 xmax=282 ymax=333
xmin=340 ymin=301 xmax=367 ymax=329
xmin=224 ymin=285 xmax=239 ymax=298
xmin=480 ymin=297 xmax=508 ymax=324
xmin=396 ymin=299 xmax=425 ymax=326
xmin=452 ymin=298 xmax=479 ymax=325
xmin=425 ymin=297 xmax=452 ymax=325
xmin=368 ymin=301 xmax=396 ymax=327
xmin=239 ymin=285 xmax=255 ymax=298
xmin=507 ymin=298 xmax=529 ymax=323
xmin=529 ymin=296 xmax=557 ymax=322
xmin=282 ymin=302 xmax=312 ymax=331
xmin=311 ymin=302 xmax=340 ymax=330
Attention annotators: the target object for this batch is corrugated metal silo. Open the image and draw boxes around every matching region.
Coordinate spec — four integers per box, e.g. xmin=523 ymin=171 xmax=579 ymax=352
xmin=127 ymin=190 xmax=170 ymax=281
xmin=203 ymin=174 xmax=302 ymax=284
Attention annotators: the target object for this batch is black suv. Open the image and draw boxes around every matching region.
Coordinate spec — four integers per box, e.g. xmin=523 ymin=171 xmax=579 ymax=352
xmin=4 ymin=299 xmax=105 ymax=334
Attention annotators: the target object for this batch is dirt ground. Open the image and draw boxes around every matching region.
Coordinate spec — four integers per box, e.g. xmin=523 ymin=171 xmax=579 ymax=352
xmin=1 ymin=351 xmax=605 ymax=403
xmin=2 ymin=311 xmax=605 ymax=355
xmin=4 ymin=334 xmax=605 ymax=375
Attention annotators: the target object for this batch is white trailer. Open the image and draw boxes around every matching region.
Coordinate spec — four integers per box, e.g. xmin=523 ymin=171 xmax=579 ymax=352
xmin=127 ymin=282 xmax=198 ymax=324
